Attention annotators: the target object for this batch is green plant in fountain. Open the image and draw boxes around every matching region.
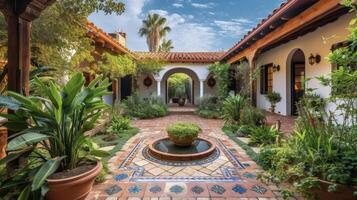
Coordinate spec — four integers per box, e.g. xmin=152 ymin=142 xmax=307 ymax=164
xmin=0 ymin=73 xmax=110 ymax=198
xmin=265 ymin=91 xmax=281 ymax=113
xmin=167 ymin=122 xmax=202 ymax=138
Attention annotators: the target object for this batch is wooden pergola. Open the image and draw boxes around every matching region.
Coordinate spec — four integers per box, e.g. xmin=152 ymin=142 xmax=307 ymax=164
xmin=0 ymin=0 xmax=55 ymax=96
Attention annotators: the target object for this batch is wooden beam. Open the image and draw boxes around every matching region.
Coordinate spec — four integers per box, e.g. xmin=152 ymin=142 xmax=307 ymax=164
xmin=227 ymin=0 xmax=342 ymax=64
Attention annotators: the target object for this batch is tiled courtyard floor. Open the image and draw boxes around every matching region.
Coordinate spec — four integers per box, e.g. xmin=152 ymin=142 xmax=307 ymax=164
xmin=87 ymin=115 xmax=291 ymax=200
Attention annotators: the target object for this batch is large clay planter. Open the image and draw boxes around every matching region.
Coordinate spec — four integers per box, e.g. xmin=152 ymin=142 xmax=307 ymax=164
xmin=168 ymin=134 xmax=198 ymax=146
xmin=312 ymin=179 xmax=357 ymax=200
xmin=46 ymin=161 xmax=102 ymax=200
xmin=0 ymin=126 xmax=7 ymax=159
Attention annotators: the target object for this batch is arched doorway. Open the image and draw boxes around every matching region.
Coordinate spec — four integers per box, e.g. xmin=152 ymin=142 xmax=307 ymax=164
xmin=167 ymin=73 xmax=193 ymax=105
xmin=161 ymin=68 xmax=200 ymax=106
xmin=287 ymin=49 xmax=305 ymax=115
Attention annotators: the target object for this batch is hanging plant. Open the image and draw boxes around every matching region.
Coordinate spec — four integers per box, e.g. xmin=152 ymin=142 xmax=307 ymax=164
xmin=207 ymin=76 xmax=216 ymax=87
xmin=143 ymin=76 xmax=153 ymax=87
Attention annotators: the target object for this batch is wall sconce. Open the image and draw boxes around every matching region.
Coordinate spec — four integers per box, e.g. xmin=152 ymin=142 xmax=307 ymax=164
xmin=272 ymin=64 xmax=280 ymax=72
xmin=308 ymin=54 xmax=321 ymax=65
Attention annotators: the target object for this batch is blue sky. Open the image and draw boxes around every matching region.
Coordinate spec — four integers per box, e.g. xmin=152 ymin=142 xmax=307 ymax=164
xmin=89 ymin=0 xmax=286 ymax=52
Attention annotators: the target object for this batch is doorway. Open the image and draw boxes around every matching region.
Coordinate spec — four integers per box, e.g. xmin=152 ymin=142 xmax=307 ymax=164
xmin=290 ymin=49 xmax=305 ymax=115
xmin=166 ymin=73 xmax=193 ymax=105
xmin=120 ymin=75 xmax=132 ymax=100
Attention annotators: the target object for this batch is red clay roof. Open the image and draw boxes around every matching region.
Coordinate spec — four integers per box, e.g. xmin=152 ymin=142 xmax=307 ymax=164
xmin=87 ymin=21 xmax=135 ymax=58
xmin=134 ymin=52 xmax=224 ymax=63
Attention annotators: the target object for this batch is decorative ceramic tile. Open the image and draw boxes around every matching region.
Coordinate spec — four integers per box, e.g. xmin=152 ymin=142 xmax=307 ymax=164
xmin=243 ymin=172 xmax=256 ymax=179
xmin=128 ymin=185 xmax=142 ymax=194
xmin=210 ymin=185 xmax=226 ymax=195
xmin=232 ymin=184 xmax=247 ymax=194
xmin=251 ymin=185 xmax=268 ymax=194
xmin=191 ymin=185 xmax=204 ymax=194
xmin=114 ymin=173 xmax=128 ymax=181
xmin=170 ymin=185 xmax=184 ymax=194
xmin=149 ymin=185 xmax=162 ymax=194
xmin=105 ymin=185 xmax=122 ymax=195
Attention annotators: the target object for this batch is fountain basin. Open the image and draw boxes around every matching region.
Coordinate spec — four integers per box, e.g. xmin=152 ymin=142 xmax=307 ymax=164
xmin=148 ymin=137 xmax=216 ymax=161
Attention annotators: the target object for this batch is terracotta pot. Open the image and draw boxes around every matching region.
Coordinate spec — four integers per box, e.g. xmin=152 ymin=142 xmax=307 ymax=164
xmin=312 ymin=179 xmax=357 ymax=200
xmin=178 ymin=98 xmax=185 ymax=107
xmin=46 ymin=161 xmax=102 ymax=200
xmin=0 ymin=126 xmax=7 ymax=159
xmin=168 ymin=134 xmax=197 ymax=146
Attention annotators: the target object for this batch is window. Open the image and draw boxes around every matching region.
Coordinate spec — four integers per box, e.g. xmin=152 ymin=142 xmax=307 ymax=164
xmin=260 ymin=63 xmax=273 ymax=94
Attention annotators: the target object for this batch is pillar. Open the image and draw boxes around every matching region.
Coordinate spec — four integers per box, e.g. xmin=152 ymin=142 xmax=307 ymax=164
xmin=199 ymin=80 xmax=204 ymax=98
xmin=157 ymin=80 xmax=161 ymax=96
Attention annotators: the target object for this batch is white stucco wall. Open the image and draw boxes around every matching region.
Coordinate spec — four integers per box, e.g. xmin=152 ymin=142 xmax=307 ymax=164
xmin=255 ymin=13 xmax=353 ymax=115
xmin=136 ymin=63 xmax=217 ymax=105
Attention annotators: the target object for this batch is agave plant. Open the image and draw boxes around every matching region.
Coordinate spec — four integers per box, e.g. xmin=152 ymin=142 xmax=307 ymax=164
xmin=0 ymin=73 xmax=110 ymax=199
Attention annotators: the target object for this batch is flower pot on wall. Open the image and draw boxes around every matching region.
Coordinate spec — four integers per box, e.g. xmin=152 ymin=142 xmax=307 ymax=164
xmin=46 ymin=161 xmax=102 ymax=200
xmin=312 ymin=179 xmax=357 ymax=200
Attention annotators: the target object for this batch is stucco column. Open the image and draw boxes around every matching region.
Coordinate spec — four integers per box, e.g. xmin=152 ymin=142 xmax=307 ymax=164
xmin=199 ymin=80 xmax=204 ymax=98
xmin=157 ymin=80 xmax=161 ymax=96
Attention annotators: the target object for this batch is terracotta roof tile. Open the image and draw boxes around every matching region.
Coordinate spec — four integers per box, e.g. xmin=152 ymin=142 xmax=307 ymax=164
xmin=134 ymin=52 xmax=225 ymax=63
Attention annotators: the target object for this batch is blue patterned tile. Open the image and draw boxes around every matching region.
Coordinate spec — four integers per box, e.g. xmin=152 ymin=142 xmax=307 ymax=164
xmin=128 ymin=185 xmax=142 ymax=193
xmin=170 ymin=185 xmax=184 ymax=194
xmin=191 ymin=185 xmax=204 ymax=194
xmin=243 ymin=172 xmax=256 ymax=179
xmin=232 ymin=184 xmax=247 ymax=194
xmin=210 ymin=185 xmax=226 ymax=195
xmin=105 ymin=185 xmax=122 ymax=195
xmin=251 ymin=185 xmax=267 ymax=194
xmin=114 ymin=173 xmax=128 ymax=181
xmin=149 ymin=185 xmax=162 ymax=194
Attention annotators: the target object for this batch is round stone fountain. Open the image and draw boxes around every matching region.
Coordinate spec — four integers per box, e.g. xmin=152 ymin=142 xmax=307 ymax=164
xmin=147 ymin=137 xmax=217 ymax=161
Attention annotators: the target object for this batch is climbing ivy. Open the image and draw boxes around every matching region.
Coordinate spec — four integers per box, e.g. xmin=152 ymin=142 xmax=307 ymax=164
xmin=208 ymin=62 xmax=231 ymax=100
xmin=97 ymin=53 xmax=136 ymax=78
xmin=136 ymin=58 xmax=164 ymax=75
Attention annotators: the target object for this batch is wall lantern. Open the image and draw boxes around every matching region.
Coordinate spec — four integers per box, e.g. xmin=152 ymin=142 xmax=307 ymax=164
xmin=272 ymin=64 xmax=280 ymax=72
xmin=143 ymin=76 xmax=153 ymax=87
xmin=308 ymin=54 xmax=321 ymax=65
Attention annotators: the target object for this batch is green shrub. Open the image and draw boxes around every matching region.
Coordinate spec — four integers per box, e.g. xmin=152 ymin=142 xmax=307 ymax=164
xmin=106 ymin=116 xmax=132 ymax=134
xmin=240 ymin=106 xmax=266 ymax=126
xmin=167 ymin=122 xmax=201 ymax=138
xmin=121 ymin=93 xmax=167 ymax=119
xmin=196 ymin=95 xmax=221 ymax=119
xmin=222 ymin=95 xmax=246 ymax=125
xmin=248 ymin=125 xmax=281 ymax=146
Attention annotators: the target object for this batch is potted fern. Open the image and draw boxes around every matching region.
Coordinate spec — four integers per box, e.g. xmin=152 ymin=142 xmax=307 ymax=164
xmin=0 ymin=73 xmax=110 ymax=200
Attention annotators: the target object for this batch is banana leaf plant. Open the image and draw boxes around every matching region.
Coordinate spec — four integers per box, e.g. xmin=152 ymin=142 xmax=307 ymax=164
xmin=0 ymin=73 xmax=111 ymax=199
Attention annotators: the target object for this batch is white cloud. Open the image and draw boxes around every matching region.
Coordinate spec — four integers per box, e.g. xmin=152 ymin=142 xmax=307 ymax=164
xmin=89 ymin=2 xmax=218 ymax=52
xmin=173 ymin=3 xmax=184 ymax=8
xmin=214 ymin=19 xmax=252 ymax=37
xmin=149 ymin=9 xmax=217 ymax=51
xmin=191 ymin=2 xmax=215 ymax=9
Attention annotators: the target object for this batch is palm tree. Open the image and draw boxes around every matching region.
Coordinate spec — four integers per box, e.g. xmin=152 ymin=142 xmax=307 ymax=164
xmin=159 ymin=39 xmax=174 ymax=52
xmin=139 ymin=13 xmax=171 ymax=52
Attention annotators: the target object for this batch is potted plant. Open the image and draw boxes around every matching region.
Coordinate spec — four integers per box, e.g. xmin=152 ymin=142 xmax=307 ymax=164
xmin=265 ymin=91 xmax=281 ymax=113
xmin=0 ymin=73 xmax=110 ymax=200
xmin=166 ymin=122 xmax=201 ymax=146
xmin=175 ymin=85 xmax=186 ymax=106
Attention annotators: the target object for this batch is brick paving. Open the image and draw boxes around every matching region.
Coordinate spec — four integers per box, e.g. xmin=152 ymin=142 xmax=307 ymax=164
xmin=87 ymin=115 xmax=294 ymax=200
xmin=265 ymin=111 xmax=296 ymax=134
